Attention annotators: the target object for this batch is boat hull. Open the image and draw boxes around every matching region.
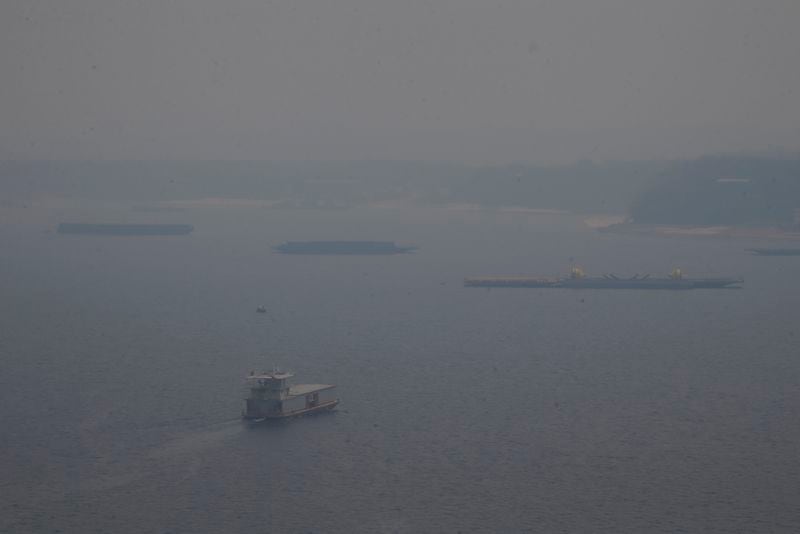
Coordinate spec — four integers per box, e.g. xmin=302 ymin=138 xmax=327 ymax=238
xmin=465 ymin=277 xmax=741 ymax=289
xmin=243 ymin=399 xmax=339 ymax=421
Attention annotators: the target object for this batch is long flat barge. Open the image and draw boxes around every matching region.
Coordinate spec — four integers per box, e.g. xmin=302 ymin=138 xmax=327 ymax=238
xmin=58 ymin=223 xmax=194 ymax=236
xmin=465 ymin=268 xmax=742 ymax=290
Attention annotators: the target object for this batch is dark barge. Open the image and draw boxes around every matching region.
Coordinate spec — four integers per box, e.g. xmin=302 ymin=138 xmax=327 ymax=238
xmin=465 ymin=268 xmax=742 ymax=290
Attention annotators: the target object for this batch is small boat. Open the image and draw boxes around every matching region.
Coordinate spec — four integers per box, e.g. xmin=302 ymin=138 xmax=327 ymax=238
xmin=256 ymin=306 xmax=267 ymax=313
xmin=242 ymin=369 xmax=339 ymax=421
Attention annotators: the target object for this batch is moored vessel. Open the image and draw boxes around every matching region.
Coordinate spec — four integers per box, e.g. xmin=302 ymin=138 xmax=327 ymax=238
xmin=465 ymin=267 xmax=742 ymax=290
xmin=243 ymin=369 xmax=339 ymax=421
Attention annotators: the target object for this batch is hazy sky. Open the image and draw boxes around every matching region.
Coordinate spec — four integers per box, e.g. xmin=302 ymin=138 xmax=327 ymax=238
xmin=2 ymin=0 xmax=799 ymax=163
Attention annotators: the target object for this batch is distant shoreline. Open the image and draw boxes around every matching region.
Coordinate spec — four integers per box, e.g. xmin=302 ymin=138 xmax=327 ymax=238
xmin=596 ymin=222 xmax=800 ymax=240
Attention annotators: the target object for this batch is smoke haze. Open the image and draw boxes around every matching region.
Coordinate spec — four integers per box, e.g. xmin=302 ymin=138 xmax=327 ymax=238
xmin=3 ymin=0 xmax=799 ymax=162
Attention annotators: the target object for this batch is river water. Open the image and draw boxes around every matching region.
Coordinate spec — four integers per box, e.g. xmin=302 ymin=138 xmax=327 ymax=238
xmin=2 ymin=204 xmax=799 ymax=533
